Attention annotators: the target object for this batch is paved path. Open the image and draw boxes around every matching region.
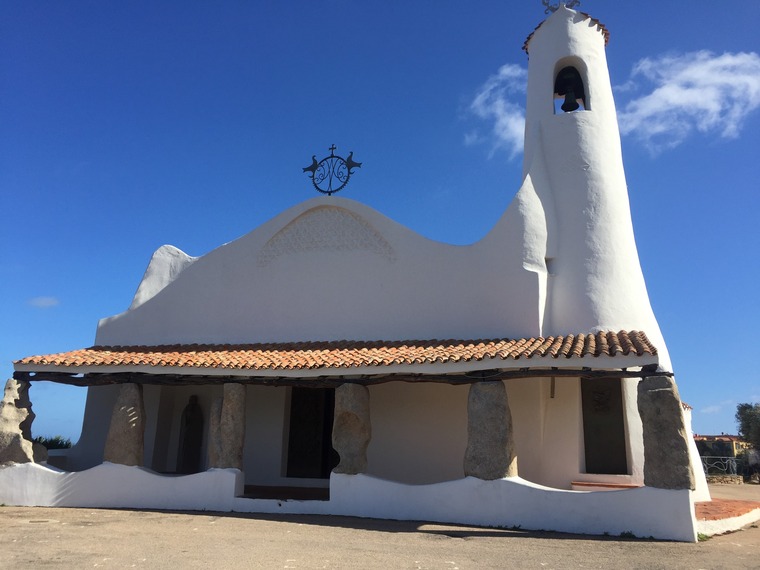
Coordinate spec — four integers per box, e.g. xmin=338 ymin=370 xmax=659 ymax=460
xmin=2 ymin=485 xmax=759 ymax=569
xmin=697 ymin=483 xmax=760 ymax=521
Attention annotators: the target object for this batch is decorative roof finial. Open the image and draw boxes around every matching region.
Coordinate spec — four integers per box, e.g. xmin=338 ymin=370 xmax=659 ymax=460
xmin=542 ymin=0 xmax=580 ymax=14
xmin=303 ymin=145 xmax=362 ymax=196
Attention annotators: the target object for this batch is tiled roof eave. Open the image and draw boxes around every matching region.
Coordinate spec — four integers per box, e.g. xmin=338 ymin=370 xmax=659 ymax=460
xmin=14 ymin=331 xmax=660 ymax=381
xmin=13 ymin=352 xmax=660 ymax=380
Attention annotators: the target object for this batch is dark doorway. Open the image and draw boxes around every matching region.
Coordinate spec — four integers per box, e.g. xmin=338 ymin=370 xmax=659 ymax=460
xmin=177 ymin=395 xmax=204 ymax=474
xmin=285 ymin=387 xmax=339 ymax=479
xmin=581 ymin=378 xmax=628 ymax=474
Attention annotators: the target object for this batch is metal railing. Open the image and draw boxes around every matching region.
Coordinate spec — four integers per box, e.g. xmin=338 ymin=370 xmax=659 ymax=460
xmin=701 ymin=456 xmax=743 ymax=475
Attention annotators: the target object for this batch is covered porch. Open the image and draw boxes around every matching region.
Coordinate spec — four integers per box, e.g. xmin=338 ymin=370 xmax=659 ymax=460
xmin=2 ymin=331 xmax=700 ymax=540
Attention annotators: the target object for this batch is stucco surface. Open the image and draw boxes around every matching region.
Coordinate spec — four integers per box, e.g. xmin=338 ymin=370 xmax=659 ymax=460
xmin=96 ymin=198 xmax=541 ymax=346
xmin=0 ymin=463 xmax=698 ymax=542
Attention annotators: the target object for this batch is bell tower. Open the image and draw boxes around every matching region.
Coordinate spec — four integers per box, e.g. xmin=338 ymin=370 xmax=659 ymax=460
xmin=522 ymin=5 xmax=670 ymax=369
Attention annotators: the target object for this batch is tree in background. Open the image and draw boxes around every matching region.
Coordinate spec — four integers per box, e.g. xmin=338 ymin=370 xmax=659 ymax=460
xmin=735 ymin=403 xmax=760 ymax=450
xmin=33 ymin=435 xmax=72 ymax=450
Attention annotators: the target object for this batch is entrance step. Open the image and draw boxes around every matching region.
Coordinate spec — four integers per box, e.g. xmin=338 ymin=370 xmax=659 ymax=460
xmin=241 ymin=485 xmax=330 ymax=501
xmin=571 ymin=481 xmax=641 ymax=491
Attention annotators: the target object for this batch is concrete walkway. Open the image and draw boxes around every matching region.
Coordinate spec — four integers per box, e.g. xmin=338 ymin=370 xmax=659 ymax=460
xmin=1 ymin=484 xmax=758 ymax=569
xmin=696 ymin=483 xmax=760 ymax=537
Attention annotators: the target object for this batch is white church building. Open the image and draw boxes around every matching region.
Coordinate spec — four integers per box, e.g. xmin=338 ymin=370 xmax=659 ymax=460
xmin=1 ymin=5 xmax=710 ymax=541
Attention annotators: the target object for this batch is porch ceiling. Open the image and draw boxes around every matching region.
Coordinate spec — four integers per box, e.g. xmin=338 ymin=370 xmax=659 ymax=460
xmin=13 ymin=331 xmax=663 ymax=386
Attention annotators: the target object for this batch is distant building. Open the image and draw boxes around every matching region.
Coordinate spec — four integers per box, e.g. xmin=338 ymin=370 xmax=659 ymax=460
xmin=694 ymin=435 xmax=751 ymax=458
xmin=1 ymin=5 xmax=709 ymax=542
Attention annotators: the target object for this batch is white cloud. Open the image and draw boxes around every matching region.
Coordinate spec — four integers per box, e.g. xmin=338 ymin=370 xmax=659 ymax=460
xmin=467 ymin=50 xmax=760 ymax=158
xmin=467 ymin=64 xmax=527 ymax=159
xmin=617 ymin=51 xmax=760 ymax=153
xmin=28 ymin=296 xmax=60 ymax=308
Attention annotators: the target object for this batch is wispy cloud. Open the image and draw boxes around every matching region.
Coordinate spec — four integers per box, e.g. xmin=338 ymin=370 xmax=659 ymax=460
xmin=28 ymin=296 xmax=60 ymax=308
xmin=467 ymin=50 xmax=760 ymax=157
xmin=617 ymin=51 xmax=760 ymax=153
xmin=466 ymin=64 xmax=527 ymax=159
xmin=700 ymin=399 xmax=735 ymax=415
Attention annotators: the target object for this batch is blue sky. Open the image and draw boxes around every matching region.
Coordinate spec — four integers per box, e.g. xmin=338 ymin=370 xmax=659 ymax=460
xmin=2 ymin=1 xmax=759 ymax=442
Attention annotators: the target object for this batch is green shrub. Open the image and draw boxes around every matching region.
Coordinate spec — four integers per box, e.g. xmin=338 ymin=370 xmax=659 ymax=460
xmin=33 ymin=435 xmax=72 ymax=450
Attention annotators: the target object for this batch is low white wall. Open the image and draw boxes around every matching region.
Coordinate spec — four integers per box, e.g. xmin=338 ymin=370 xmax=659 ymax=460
xmin=328 ymin=474 xmax=697 ymax=542
xmin=0 ymin=462 xmax=242 ymax=511
xmin=697 ymin=507 xmax=760 ymax=537
xmin=0 ymin=464 xmax=699 ymax=542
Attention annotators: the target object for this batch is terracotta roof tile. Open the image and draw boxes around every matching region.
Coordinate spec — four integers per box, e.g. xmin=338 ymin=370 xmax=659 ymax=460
xmin=15 ymin=331 xmax=656 ymax=373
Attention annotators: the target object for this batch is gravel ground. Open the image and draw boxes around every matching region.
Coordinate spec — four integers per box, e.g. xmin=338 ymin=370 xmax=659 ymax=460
xmin=1 ymin=485 xmax=758 ymax=569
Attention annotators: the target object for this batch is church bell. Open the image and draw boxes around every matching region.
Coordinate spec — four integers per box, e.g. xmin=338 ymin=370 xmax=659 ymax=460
xmin=554 ymin=66 xmax=585 ymax=113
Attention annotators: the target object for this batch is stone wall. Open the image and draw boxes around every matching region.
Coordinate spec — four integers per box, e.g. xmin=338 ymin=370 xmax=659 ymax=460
xmin=706 ymin=475 xmax=743 ymax=485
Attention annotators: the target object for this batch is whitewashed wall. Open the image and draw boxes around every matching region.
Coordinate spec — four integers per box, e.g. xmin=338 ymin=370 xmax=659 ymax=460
xmin=367 ymin=383 xmax=469 ymax=484
xmin=96 ymin=198 xmax=542 ymax=347
xmin=521 ymin=7 xmax=671 ymax=371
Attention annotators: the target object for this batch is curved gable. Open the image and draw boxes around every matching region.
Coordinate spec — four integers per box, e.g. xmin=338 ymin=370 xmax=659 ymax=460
xmin=257 ymin=206 xmax=395 ymax=266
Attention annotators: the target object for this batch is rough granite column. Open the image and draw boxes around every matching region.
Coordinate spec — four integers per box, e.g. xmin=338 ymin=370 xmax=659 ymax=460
xmin=637 ymin=375 xmax=695 ymax=490
xmin=332 ymin=383 xmax=371 ymax=474
xmin=206 ymin=395 xmax=223 ymax=468
xmin=0 ymin=378 xmax=37 ymax=464
xmin=464 ymin=380 xmax=518 ymax=480
xmin=103 ymin=383 xmax=145 ymax=466
xmin=218 ymin=383 xmax=246 ymax=470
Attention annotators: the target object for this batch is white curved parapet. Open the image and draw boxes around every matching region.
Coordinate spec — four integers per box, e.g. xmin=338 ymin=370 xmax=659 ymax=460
xmin=0 ymin=462 xmax=242 ymax=511
xmin=0 ymin=464 xmax=697 ymax=542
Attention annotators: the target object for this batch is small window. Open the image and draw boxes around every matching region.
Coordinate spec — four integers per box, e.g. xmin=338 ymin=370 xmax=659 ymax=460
xmin=554 ymin=66 xmax=586 ymax=113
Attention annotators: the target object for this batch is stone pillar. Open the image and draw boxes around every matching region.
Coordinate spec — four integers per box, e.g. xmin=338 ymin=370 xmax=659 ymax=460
xmin=332 ymin=383 xmax=371 ymax=474
xmin=637 ymin=375 xmax=695 ymax=490
xmin=0 ymin=379 xmax=37 ymax=464
xmin=206 ymin=395 xmax=223 ymax=468
xmin=464 ymin=380 xmax=518 ymax=479
xmin=103 ymin=383 xmax=145 ymax=466
xmin=208 ymin=383 xmax=246 ymax=470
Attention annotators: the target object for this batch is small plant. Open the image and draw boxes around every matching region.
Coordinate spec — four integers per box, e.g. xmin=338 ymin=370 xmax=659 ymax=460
xmin=33 ymin=435 xmax=72 ymax=450
xmin=619 ymin=531 xmax=636 ymax=539
xmin=698 ymin=533 xmax=712 ymax=542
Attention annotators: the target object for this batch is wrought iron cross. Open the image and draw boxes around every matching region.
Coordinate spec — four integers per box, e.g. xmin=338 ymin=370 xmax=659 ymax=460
xmin=303 ymin=145 xmax=362 ymax=196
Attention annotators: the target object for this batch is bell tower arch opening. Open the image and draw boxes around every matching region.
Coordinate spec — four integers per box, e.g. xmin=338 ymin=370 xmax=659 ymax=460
xmin=553 ymin=61 xmax=588 ymax=114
